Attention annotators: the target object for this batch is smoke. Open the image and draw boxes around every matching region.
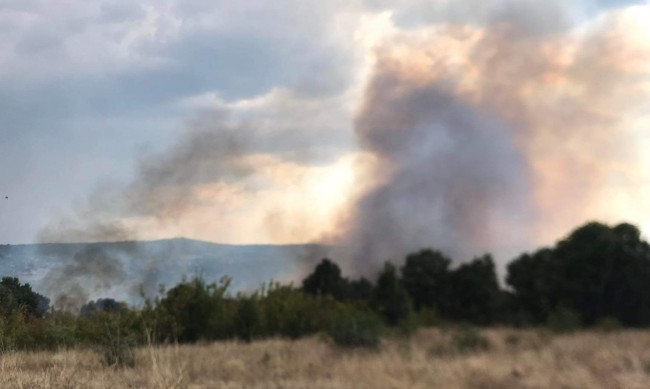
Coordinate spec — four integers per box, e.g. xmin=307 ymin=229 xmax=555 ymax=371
xmin=36 ymin=1 xmax=650 ymax=305
xmin=36 ymin=100 xmax=347 ymax=308
xmin=336 ymin=69 xmax=534 ymax=271
xmin=40 ymin=245 xmax=129 ymax=311
xmin=332 ymin=2 xmax=650 ymax=271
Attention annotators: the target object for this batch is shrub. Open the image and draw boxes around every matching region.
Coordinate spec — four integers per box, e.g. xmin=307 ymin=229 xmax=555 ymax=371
xmin=259 ymin=284 xmax=321 ymax=339
xmin=99 ymin=338 xmax=136 ymax=368
xmin=415 ymin=307 xmax=439 ymax=327
xmin=547 ymin=307 xmax=582 ymax=333
xmin=596 ymin=317 xmax=622 ymax=332
xmin=451 ymin=327 xmax=491 ymax=353
xmin=92 ymin=312 xmax=140 ymax=368
xmin=97 ymin=321 xmax=136 ymax=368
xmin=234 ymin=297 xmax=262 ymax=342
xmin=372 ymin=263 xmax=412 ymax=326
xmin=504 ymin=332 xmax=520 ymax=347
xmin=328 ymin=311 xmax=382 ymax=349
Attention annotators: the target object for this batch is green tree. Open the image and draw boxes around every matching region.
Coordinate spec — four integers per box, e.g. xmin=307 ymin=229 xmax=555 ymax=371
xmin=401 ymin=249 xmax=451 ymax=311
xmin=507 ymin=222 xmax=650 ymax=326
xmin=302 ymin=258 xmax=345 ymax=298
xmin=371 ymin=262 xmax=412 ymax=326
xmin=506 ymin=248 xmax=558 ymax=324
xmin=448 ymin=255 xmax=501 ymax=325
xmin=341 ymin=277 xmax=373 ymax=301
xmin=158 ymin=276 xmax=232 ymax=342
xmin=0 ymin=277 xmax=49 ymax=318
xmin=234 ymin=296 xmax=262 ymax=342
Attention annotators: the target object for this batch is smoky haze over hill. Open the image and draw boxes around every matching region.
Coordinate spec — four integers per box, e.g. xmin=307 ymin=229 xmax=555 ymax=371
xmin=0 ymin=239 xmax=325 ymax=309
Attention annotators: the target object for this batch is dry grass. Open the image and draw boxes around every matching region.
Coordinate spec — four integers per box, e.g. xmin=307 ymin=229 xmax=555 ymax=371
xmin=2 ymin=328 xmax=650 ymax=388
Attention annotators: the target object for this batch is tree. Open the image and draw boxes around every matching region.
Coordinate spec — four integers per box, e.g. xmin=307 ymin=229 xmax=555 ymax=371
xmin=371 ymin=262 xmax=412 ymax=326
xmin=80 ymin=298 xmax=126 ymax=316
xmin=555 ymin=222 xmax=650 ymax=325
xmin=401 ymin=249 xmax=451 ymax=311
xmin=234 ymin=296 xmax=262 ymax=342
xmin=341 ymin=277 xmax=373 ymax=301
xmin=158 ymin=276 xmax=232 ymax=342
xmin=0 ymin=277 xmax=49 ymax=318
xmin=506 ymin=248 xmax=558 ymax=324
xmin=302 ymin=258 xmax=345 ymax=298
xmin=447 ymin=255 xmax=501 ymax=325
xmin=506 ymin=222 xmax=650 ymax=326
xmin=302 ymin=258 xmax=375 ymax=302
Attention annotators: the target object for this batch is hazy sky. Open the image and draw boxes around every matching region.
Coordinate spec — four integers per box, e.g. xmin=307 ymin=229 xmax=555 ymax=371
xmin=1 ymin=0 xmax=648 ymax=254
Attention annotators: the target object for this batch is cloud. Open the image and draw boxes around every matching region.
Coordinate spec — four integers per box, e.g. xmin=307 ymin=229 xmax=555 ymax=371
xmin=363 ymin=0 xmax=646 ymax=32
xmin=0 ymin=0 xmax=365 ymax=244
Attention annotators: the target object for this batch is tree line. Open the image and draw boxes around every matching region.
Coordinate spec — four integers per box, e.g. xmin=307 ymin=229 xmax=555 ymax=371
xmin=1 ymin=221 xmax=650 ymax=353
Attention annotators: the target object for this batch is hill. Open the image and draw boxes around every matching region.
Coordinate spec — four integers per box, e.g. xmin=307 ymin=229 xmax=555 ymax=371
xmin=0 ymin=239 xmax=327 ymax=303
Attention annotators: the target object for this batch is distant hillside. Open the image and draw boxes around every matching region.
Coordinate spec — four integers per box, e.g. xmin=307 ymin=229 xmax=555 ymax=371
xmin=0 ymin=239 xmax=328 ymax=303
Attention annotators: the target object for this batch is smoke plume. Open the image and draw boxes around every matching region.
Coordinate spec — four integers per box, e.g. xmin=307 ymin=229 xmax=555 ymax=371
xmin=36 ymin=1 xmax=650 ymax=304
xmin=37 ymin=104 xmax=343 ymax=308
xmin=334 ymin=3 xmax=650 ymax=271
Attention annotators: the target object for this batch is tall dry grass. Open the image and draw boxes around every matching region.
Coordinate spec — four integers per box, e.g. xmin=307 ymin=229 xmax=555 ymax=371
xmin=1 ymin=328 xmax=650 ymax=388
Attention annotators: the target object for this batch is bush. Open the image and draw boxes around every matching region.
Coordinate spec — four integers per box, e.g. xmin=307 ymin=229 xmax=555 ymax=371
xmin=451 ymin=327 xmax=491 ymax=353
xmin=97 ymin=318 xmax=137 ymax=368
xmin=328 ymin=311 xmax=382 ymax=349
xmin=504 ymin=332 xmax=520 ymax=347
xmin=547 ymin=307 xmax=582 ymax=333
xmin=372 ymin=263 xmax=412 ymax=326
xmin=234 ymin=297 xmax=262 ymax=342
xmin=91 ymin=312 xmax=139 ymax=368
xmin=258 ymin=284 xmax=321 ymax=339
xmin=596 ymin=317 xmax=622 ymax=332
xmin=99 ymin=337 xmax=135 ymax=368
xmin=415 ymin=307 xmax=439 ymax=327
xmin=394 ymin=312 xmax=418 ymax=338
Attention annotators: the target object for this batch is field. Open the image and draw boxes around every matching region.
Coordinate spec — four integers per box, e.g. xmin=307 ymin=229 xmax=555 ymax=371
xmin=2 ymin=329 xmax=650 ymax=388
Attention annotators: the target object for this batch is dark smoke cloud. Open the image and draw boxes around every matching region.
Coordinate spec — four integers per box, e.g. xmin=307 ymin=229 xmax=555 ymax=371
xmin=36 ymin=111 xmax=260 ymax=309
xmin=332 ymin=4 xmax=650 ymax=272
xmin=37 ymin=97 xmax=344 ymax=308
xmin=39 ymin=105 xmax=341 ymax=243
xmin=335 ymin=64 xmax=534 ymax=272
xmin=40 ymin=245 xmax=129 ymax=311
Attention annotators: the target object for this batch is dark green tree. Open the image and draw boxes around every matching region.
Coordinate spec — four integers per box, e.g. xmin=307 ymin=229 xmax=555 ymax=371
xmin=342 ymin=277 xmax=374 ymax=301
xmin=158 ymin=277 xmax=232 ymax=342
xmin=80 ymin=298 xmax=126 ymax=316
xmin=506 ymin=248 xmax=558 ymax=324
xmin=401 ymin=249 xmax=451 ymax=311
xmin=507 ymin=222 xmax=650 ymax=326
xmin=0 ymin=277 xmax=49 ymax=318
xmin=371 ymin=262 xmax=412 ymax=326
xmin=234 ymin=296 xmax=262 ymax=342
xmin=448 ymin=255 xmax=501 ymax=325
xmin=558 ymin=222 xmax=650 ymax=325
xmin=302 ymin=258 xmax=345 ymax=298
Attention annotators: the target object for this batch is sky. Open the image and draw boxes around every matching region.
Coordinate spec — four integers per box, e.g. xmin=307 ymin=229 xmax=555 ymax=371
xmin=1 ymin=0 xmax=649 ymax=266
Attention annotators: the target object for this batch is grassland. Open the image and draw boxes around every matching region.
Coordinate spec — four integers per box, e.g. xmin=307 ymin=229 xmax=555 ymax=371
xmin=2 ymin=328 xmax=650 ymax=388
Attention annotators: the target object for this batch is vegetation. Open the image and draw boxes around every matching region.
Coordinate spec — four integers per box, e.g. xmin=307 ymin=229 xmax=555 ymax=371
xmin=327 ymin=310 xmax=381 ymax=348
xmin=2 ymin=329 xmax=650 ymax=388
xmin=1 ymin=220 xmax=650 ymax=357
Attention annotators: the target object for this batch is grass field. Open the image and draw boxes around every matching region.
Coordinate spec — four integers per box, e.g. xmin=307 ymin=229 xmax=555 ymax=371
xmin=2 ymin=328 xmax=650 ymax=388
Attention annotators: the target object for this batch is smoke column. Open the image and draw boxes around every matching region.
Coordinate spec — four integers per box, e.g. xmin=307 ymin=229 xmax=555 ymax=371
xmin=334 ymin=2 xmax=650 ymax=271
